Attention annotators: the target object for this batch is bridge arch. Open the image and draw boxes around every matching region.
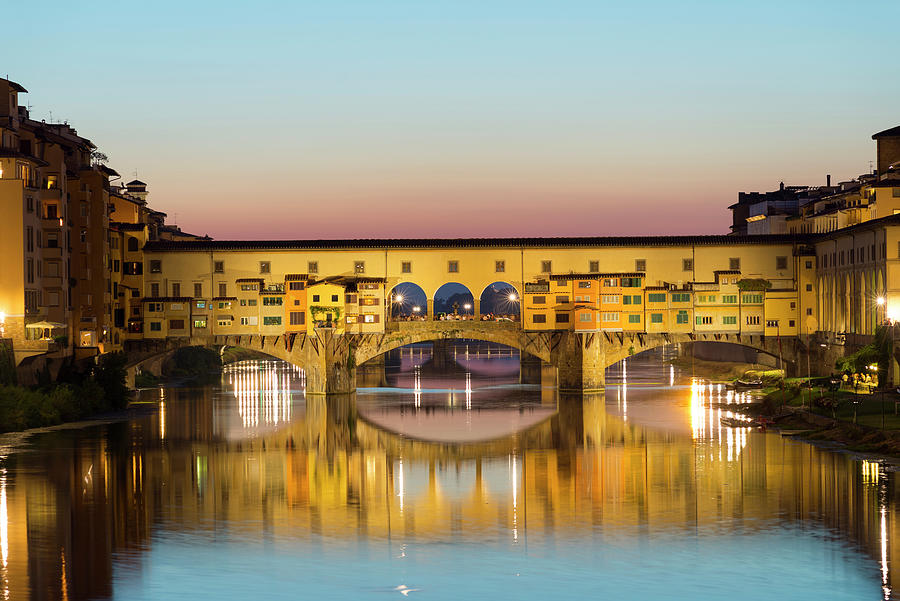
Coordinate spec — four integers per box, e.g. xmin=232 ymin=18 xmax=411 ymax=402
xmin=478 ymin=281 xmax=521 ymax=320
xmin=388 ymin=282 xmax=429 ymax=319
xmin=433 ymin=282 xmax=475 ymax=319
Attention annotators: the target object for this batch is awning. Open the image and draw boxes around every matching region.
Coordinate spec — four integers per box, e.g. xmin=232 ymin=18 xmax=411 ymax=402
xmin=26 ymin=321 xmax=67 ymax=329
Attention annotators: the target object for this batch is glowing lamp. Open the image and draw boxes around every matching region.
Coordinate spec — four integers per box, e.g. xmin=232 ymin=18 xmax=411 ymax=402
xmin=508 ymin=293 xmax=518 ymax=301
xmin=877 ymin=296 xmax=885 ymax=306
xmin=394 ymin=295 xmax=403 ymax=303
xmin=463 ymin=303 xmax=472 ymax=310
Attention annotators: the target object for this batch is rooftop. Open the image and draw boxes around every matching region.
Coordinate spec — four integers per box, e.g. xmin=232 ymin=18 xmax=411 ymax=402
xmin=873 ymin=126 xmax=900 ymax=139
xmin=144 ymin=234 xmax=812 ymax=253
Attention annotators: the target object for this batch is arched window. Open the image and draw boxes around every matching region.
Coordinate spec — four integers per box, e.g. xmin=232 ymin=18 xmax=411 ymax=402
xmin=127 ymin=236 xmax=139 ymax=252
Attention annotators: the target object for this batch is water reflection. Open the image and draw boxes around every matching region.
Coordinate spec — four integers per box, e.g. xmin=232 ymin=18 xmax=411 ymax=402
xmin=0 ymin=347 xmax=895 ymax=599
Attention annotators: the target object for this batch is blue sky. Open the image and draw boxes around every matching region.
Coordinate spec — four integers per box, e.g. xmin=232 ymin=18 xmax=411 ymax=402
xmin=7 ymin=0 xmax=899 ymax=238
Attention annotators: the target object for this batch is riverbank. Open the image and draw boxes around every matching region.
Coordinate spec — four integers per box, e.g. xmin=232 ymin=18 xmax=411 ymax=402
xmin=668 ymin=356 xmax=774 ymax=382
xmin=724 ymin=386 xmax=900 ymax=460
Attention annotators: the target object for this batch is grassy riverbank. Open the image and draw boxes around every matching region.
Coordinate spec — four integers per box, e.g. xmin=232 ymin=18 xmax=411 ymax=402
xmin=727 ymin=382 xmax=900 ymax=458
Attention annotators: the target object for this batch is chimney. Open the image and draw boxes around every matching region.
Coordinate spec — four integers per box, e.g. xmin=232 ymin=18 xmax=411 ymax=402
xmin=779 ymin=181 xmax=785 ymax=191
xmin=826 ymin=174 xmax=831 ymax=187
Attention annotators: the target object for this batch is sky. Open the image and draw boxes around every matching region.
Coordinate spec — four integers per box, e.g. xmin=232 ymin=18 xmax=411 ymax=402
xmin=7 ymin=0 xmax=900 ymax=239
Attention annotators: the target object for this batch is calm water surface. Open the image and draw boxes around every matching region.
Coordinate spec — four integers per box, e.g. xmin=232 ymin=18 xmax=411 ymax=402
xmin=0 ymin=346 xmax=896 ymax=600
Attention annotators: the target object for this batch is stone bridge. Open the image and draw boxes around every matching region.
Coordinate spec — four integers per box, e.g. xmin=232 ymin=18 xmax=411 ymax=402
xmin=126 ymin=321 xmax=810 ymax=394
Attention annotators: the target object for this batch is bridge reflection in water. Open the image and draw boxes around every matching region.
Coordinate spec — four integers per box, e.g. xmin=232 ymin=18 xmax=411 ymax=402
xmin=0 ymin=347 xmax=896 ymax=599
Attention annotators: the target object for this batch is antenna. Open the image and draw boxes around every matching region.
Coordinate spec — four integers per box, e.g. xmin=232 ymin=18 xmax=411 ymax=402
xmin=869 ymin=160 xmax=874 ymax=174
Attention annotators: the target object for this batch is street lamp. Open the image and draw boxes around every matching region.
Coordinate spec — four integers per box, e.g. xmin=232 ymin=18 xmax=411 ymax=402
xmin=877 ymin=296 xmax=885 ymax=327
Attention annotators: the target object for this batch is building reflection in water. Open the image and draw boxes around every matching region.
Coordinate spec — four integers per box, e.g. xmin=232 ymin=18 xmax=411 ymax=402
xmin=0 ymin=348 xmax=896 ymax=599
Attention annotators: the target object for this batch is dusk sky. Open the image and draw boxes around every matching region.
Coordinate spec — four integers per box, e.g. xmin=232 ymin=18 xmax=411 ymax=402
xmin=10 ymin=0 xmax=900 ymax=239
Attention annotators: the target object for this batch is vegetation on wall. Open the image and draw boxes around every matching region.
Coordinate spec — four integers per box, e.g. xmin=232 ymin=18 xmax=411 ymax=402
xmin=309 ymin=305 xmax=342 ymax=323
xmin=736 ymin=278 xmax=772 ymax=291
xmin=0 ymin=352 xmax=130 ymax=433
xmin=0 ymin=341 xmax=17 ymax=386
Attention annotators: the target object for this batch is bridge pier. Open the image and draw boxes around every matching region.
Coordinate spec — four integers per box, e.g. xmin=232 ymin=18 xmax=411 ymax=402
xmin=301 ymin=331 xmax=357 ymax=395
xmin=553 ymin=332 xmax=605 ymax=393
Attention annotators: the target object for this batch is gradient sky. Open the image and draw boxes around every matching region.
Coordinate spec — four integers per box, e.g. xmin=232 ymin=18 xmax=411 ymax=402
xmin=8 ymin=0 xmax=900 ymax=239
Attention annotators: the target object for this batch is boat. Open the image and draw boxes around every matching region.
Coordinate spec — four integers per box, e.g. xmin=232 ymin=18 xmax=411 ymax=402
xmin=733 ymin=378 xmax=764 ymax=389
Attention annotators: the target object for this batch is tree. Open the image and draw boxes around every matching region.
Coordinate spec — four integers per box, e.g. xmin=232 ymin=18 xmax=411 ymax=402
xmin=90 ymin=150 xmax=108 ymax=166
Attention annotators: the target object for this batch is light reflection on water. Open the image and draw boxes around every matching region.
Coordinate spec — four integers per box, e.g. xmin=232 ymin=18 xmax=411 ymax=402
xmin=0 ymin=345 xmax=895 ymax=599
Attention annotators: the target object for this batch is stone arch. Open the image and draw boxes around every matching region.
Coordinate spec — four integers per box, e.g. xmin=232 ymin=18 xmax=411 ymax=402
xmin=433 ymin=282 xmax=475 ymax=319
xmin=387 ymin=282 xmax=429 ymax=320
xmin=478 ymin=281 xmax=521 ymax=321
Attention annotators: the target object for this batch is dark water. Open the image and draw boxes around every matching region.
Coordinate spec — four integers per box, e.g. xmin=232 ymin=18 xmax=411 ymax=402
xmin=0 ymin=345 xmax=896 ymax=600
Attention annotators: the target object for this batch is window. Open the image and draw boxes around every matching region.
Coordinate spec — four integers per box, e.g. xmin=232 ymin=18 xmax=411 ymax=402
xmin=401 ymin=261 xmax=411 ymax=273
xmin=602 ymin=312 xmax=619 ymax=322
xmin=532 ymin=314 xmax=547 ymax=324
xmin=676 ymin=311 xmax=689 ymax=324
xmin=127 ymin=237 xmax=139 ymax=252
xmin=806 ymin=284 xmax=812 ymax=292
xmin=363 ymin=314 xmax=379 ymax=323
xmin=150 ymin=322 xmax=162 ymax=332
xmin=169 ymin=319 xmax=185 ymax=330
xmin=532 ymin=296 xmax=546 ymax=304
xmin=263 ymin=297 xmax=283 ymax=306
xmin=723 ymin=316 xmax=737 ymax=325
xmin=308 ymin=261 xmax=318 ymax=274
xmin=622 ymin=295 xmax=641 ymax=305
xmin=695 ymin=316 xmax=713 ymax=325
xmin=683 ymin=258 xmax=693 ymax=272
xmin=729 ymin=257 xmax=740 ymax=271
xmin=345 ymin=294 xmax=358 ymax=304
xmin=260 ymin=261 xmax=271 ymax=274
xmin=671 ymin=293 xmax=690 ymax=303
xmin=448 ymin=260 xmax=459 ymax=273
xmin=555 ymin=295 xmax=569 ymax=303
xmin=247 ymin=299 xmax=257 ymax=306
xmin=290 ymin=311 xmax=306 ymax=325
xmin=766 ymin=319 xmax=779 ymax=328
xmin=46 ymin=232 xmax=59 ymax=248
xmin=648 ymin=293 xmax=666 ymax=303
xmin=150 ymin=283 xmax=160 ymax=298
xmin=193 ymin=320 xmax=207 ymax=328
xmin=541 ymin=260 xmax=552 ymax=273
xmin=628 ymin=314 xmax=640 ymax=323
xmin=555 ymin=313 xmax=569 ymax=323
xmin=312 ymin=295 xmax=320 ymax=302
xmin=218 ymin=301 xmax=232 ymax=309
xmin=150 ymin=260 xmax=162 ymax=273
xmin=621 ymin=278 xmax=641 ymax=287
xmin=195 ymin=301 xmax=206 ymax=309
xmin=722 ymin=295 xmax=737 ymax=304
xmin=194 ymin=283 xmax=202 ymax=297
xmin=742 ymin=294 xmax=763 ymax=304
xmin=577 ymin=281 xmax=592 ymax=289
xmin=602 ymin=294 xmax=620 ymax=303
xmin=214 ymin=261 xmax=224 ymax=273
xmin=589 ymin=260 xmax=599 ymax=273
xmin=218 ymin=283 xmax=227 ymax=297
xmin=354 ymin=261 xmax=365 ymax=274
xmin=240 ymin=283 xmax=258 ymax=291
xmin=602 ymin=279 xmax=617 ymax=287
xmin=746 ymin=315 xmax=760 ymax=325
xmin=805 ymin=260 xmax=812 ymax=269
xmin=789 ymin=319 xmax=795 ymax=327
xmin=806 ymin=308 xmax=813 ymax=316
xmin=776 ymin=256 xmax=787 ymax=270
xmin=579 ymin=312 xmax=593 ymax=322
xmin=360 ymin=297 xmax=379 ymax=306
xmin=495 ymin=260 xmax=505 ymax=273
xmin=650 ymin=313 xmax=663 ymax=324
xmin=635 ymin=259 xmax=646 ymax=272
xmin=217 ymin=319 xmax=232 ymax=327
xmin=146 ymin=302 xmax=164 ymax=313
xmin=171 ymin=283 xmax=181 ymax=297
xmin=789 ymin=301 xmax=796 ymax=309
xmin=289 ymin=281 xmax=305 ymax=291
xmin=331 ymin=294 xmax=339 ymax=302
xmin=240 ymin=316 xmax=259 ymax=326
xmin=263 ymin=316 xmax=282 ymax=326
xmin=47 ymin=291 xmax=60 ymax=306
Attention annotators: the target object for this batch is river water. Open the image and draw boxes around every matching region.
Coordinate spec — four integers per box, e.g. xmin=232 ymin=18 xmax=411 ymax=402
xmin=0 ymin=345 xmax=896 ymax=600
